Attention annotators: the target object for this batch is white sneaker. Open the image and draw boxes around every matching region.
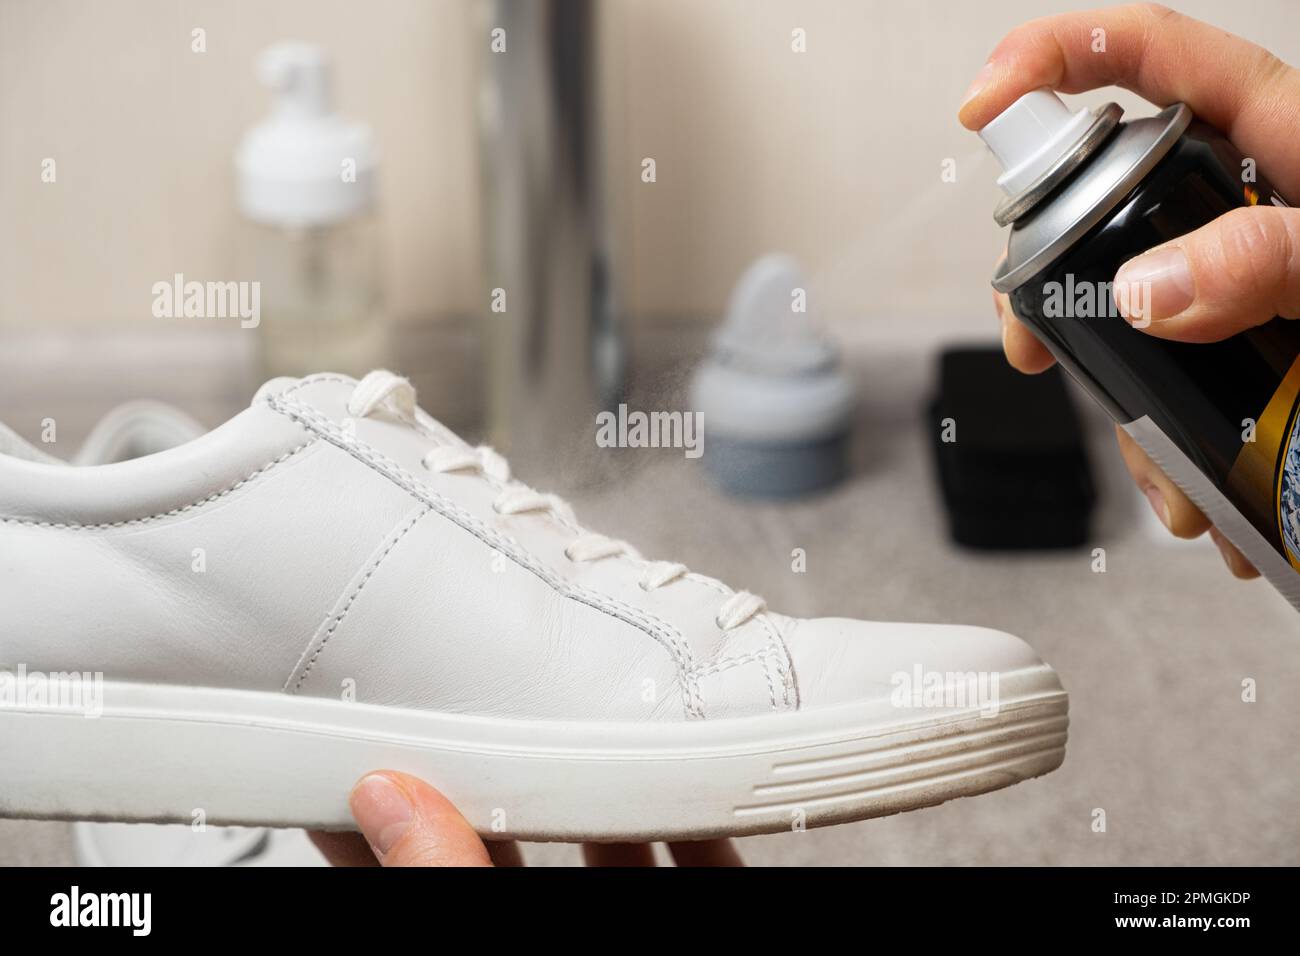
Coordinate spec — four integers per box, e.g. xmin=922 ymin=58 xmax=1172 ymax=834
xmin=0 ymin=371 xmax=1067 ymax=841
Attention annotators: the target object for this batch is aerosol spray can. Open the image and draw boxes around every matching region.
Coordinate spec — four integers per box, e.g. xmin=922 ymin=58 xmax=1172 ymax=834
xmin=978 ymin=89 xmax=1300 ymax=610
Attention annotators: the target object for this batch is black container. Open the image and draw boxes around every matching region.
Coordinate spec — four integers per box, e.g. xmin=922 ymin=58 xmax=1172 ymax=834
xmin=987 ymin=97 xmax=1300 ymax=610
xmin=930 ymin=347 xmax=1095 ymax=550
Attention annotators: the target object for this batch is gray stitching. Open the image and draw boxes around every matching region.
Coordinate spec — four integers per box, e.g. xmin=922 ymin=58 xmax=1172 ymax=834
xmin=756 ymin=614 xmax=797 ymax=709
xmin=289 ymin=506 xmax=431 ymax=693
xmin=689 ymin=649 xmax=782 ymax=713
xmin=0 ymin=442 xmax=316 ymax=531
xmin=688 ymin=648 xmax=777 ymax=680
xmin=686 ymin=570 xmax=797 ymax=711
xmin=268 ymin=395 xmax=705 ymax=718
xmin=279 ymin=373 xmax=357 ymax=398
xmin=764 ymin=616 xmax=795 ymax=707
xmin=759 ymin=653 xmax=780 ymax=711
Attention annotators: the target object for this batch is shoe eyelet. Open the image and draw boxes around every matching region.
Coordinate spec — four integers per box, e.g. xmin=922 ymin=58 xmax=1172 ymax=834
xmin=637 ymin=580 xmax=650 ymax=591
xmin=491 ymin=500 xmax=505 ymax=515
xmin=562 ymin=546 xmax=576 ymax=561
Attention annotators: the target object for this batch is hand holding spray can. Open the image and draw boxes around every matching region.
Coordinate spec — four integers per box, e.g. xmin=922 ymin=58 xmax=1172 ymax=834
xmin=977 ymin=88 xmax=1300 ymax=610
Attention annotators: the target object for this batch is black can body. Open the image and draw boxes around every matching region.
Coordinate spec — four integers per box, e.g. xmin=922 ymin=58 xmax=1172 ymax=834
xmin=1007 ymin=121 xmax=1300 ymax=571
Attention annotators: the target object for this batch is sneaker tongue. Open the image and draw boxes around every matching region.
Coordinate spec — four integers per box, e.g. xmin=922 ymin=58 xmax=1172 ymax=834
xmin=250 ymin=376 xmax=301 ymax=407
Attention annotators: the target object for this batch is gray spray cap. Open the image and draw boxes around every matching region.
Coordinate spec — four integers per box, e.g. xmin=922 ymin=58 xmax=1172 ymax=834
xmin=979 ymin=90 xmax=1192 ymax=293
xmin=691 ymin=255 xmax=855 ymax=497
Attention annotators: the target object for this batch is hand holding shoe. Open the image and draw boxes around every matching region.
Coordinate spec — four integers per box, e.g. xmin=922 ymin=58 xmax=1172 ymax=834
xmin=309 ymin=771 xmax=745 ymax=867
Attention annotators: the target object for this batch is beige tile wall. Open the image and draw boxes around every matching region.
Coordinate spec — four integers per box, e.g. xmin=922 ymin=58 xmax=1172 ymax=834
xmin=2 ymin=0 xmax=1298 ymax=344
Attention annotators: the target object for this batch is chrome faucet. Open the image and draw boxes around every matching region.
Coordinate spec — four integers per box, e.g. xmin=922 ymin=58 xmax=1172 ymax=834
xmin=476 ymin=0 xmax=625 ymax=474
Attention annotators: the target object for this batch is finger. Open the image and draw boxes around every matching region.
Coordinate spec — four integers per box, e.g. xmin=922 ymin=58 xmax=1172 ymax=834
xmin=349 ymin=771 xmax=492 ymax=867
xmin=1114 ymin=424 xmax=1211 ymax=539
xmin=994 ymin=288 xmax=1056 ymax=373
xmin=667 ymin=839 xmax=745 ymax=867
xmin=958 ymin=4 xmax=1300 ymax=197
xmin=582 ymin=843 xmax=658 ymax=867
xmin=1209 ymin=526 xmax=1262 ymax=579
xmin=1113 ymin=207 xmax=1300 ymax=340
xmin=308 ymin=830 xmax=381 ymax=867
xmin=485 ymin=840 xmax=526 ymax=867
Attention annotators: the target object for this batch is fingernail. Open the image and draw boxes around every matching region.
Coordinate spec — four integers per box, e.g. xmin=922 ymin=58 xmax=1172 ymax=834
xmin=1115 ymin=247 xmax=1195 ymax=324
xmin=960 ymin=61 xmax=995 ymax=111
xmin=351 ymin=774 xmax=413 ymax=860
xmin=1144 ymin=485 xmax=1171 ymax=530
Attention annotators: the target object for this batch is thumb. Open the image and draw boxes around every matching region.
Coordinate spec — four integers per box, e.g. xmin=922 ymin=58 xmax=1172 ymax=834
xmin=349 ymin=771 xmax=493 ymax=867
xmin=1113 ymin=205 xmax=1300 ymax=341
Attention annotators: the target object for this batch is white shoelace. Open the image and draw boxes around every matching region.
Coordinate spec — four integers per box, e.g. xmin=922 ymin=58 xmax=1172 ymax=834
xmin=346 ymin=370 xmax=767 ymax=631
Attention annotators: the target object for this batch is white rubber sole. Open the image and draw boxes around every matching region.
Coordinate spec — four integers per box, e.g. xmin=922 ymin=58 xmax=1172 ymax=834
xmin=0 ymin=665 xmax=1067 ymax=842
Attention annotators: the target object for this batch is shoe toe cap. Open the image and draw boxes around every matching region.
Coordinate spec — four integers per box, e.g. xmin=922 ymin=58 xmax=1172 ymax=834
xmin=782 ymin=617 xmax=1046 ymax=711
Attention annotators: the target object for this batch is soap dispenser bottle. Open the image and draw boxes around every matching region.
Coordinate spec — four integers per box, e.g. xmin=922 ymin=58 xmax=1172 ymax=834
xmin=235 ymin=42 xmax=385 ymax=378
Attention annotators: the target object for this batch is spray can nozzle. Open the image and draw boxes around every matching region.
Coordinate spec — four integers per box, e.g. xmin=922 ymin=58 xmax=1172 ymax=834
xmin=979 ymin=89 xmax=1124 ymax=226
xmin=979 ymin=89 xmax=1096 ymax=194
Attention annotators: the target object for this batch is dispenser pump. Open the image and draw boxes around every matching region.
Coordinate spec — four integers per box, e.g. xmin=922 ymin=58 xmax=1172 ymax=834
xmin=979 ymin=88 xmax=1095 ymax=195
xmin=235 ymin=42 xmax=377 ymax=227
xmin=260 ymin=42 xmax=332 ymax=119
